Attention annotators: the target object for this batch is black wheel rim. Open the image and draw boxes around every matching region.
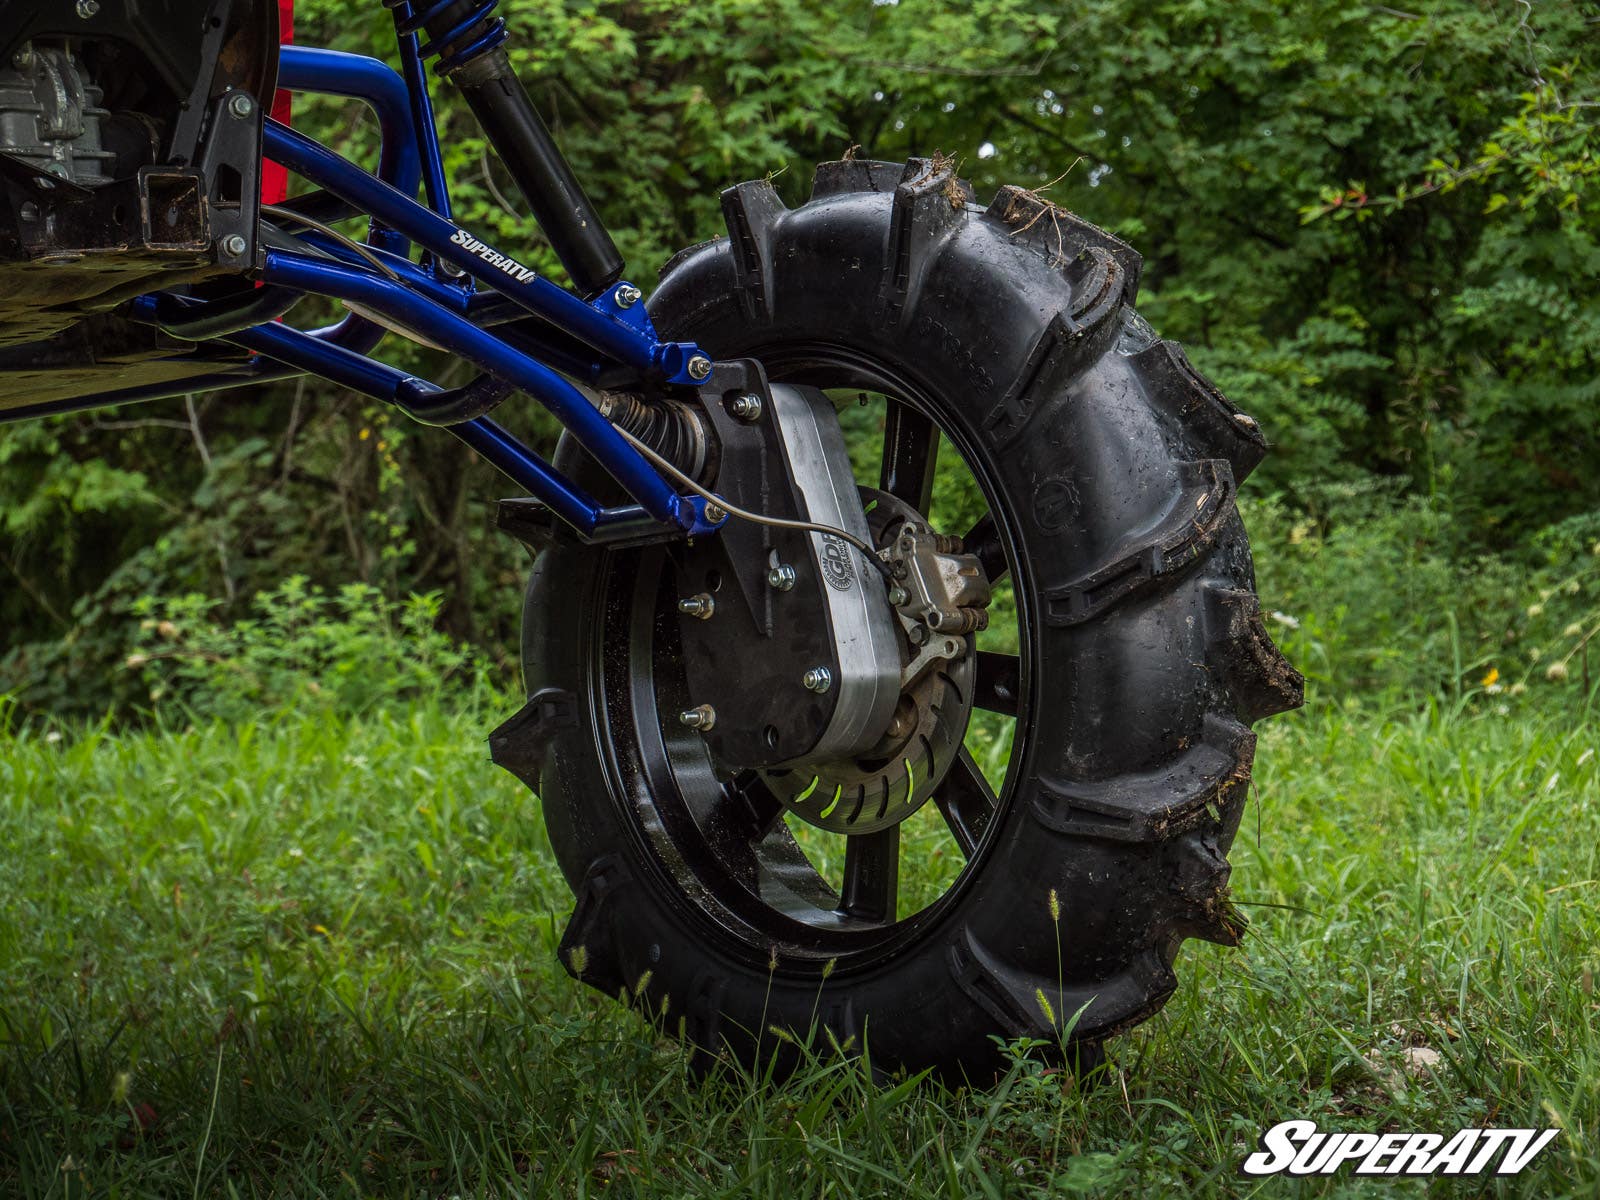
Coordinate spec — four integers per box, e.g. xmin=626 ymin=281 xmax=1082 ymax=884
xmin=590 ymin=345 xmax=1035 ymax=971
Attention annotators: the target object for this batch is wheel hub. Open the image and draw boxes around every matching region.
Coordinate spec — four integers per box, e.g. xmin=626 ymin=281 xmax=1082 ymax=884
xmin=760 ymin=489 xmax=988 ymax=834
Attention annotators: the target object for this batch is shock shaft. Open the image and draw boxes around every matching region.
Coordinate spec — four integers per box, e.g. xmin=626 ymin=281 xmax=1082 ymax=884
xmin=408 ymin=0 xmax=625 ymax=299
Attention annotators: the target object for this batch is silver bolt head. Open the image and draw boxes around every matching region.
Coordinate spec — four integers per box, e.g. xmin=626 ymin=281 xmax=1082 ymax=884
xmin=702 ymin=503 xmax=727 ymax=524
xmin=220 ymin=234 xmax=249 ymax=258
xmin=676 ymin=593 xmax=715 ymax=619
xmin=888 ymin=585 xmax=910 ymax=606
xmin=227 ymin=92 xmax=255 ymax=119
xmin=614 ymin=283 xmax=642 ymax=307
xmin=679 ymin=704 xmax=716 ymax=731
xmin=687 ymin=355 xmax=713 ymax=381
xmin=75 ymin=0 xmax=98 ymax=18
xmin=730 ymin=393 xmax=763 ymax=421
xmin=766 ymin=564 xmax=796 ymax=591
xmin=802 ymin=666 xmax=834 ymax=694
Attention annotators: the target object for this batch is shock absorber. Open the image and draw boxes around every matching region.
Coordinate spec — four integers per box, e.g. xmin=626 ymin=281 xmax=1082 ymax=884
xmin=388 ymin=0 xmax=625 ymax=300
xmin=596 ymin=390 xmax=715 ymax=484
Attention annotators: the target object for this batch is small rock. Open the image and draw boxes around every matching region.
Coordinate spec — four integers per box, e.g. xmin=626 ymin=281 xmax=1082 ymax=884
xmin=1402 ymin=1046 xmax=1442 ymax=1076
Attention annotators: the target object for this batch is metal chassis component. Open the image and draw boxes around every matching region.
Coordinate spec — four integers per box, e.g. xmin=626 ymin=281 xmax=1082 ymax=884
xmin=668 ymin=368 xmax=902 ymax=768
xmin=766 ymin=384 xmax=902 ymax=762
xmin=0 ymin=15 xmax=723 ymax=542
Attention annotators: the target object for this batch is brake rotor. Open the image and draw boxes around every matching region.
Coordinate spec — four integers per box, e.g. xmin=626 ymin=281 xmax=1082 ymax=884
xmin=759 ymin=489 xmax=980 ymax=835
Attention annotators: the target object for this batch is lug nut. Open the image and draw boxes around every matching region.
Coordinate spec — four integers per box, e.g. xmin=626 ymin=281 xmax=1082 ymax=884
xmin=729 ymin=393 xmax=763 ymax=421
xmin=767 ymin=564 xmax=796 ymax=591
xmin=687 ymin=355 xmax=713 ymax=381
xmin=227 ymin=92 xmax=255 ymax=119
xmin=802 ymin=666 xmax=834 ymax=694
xmin=220 ymin=234 xmax=249 ymax=257
xmin=679 ymin=704 xmax=716 ymax=731
xmin=614 ymin=283 xmax=642 ymax=307
xmin=676 ymin=593 xmax=715 ymax=619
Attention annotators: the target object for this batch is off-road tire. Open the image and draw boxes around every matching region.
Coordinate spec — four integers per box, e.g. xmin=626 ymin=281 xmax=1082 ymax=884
xmin=507 ymin=157 xmax=1303 ymax=1080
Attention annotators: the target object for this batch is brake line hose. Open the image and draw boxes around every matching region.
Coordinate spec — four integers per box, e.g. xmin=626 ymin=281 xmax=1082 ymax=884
xmin=611 ymin=424 xmax=895 ymax=583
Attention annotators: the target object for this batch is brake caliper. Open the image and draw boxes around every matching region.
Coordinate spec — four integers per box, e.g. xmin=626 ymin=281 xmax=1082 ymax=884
xmin=881 ymin=521 xmax=991 ymax=687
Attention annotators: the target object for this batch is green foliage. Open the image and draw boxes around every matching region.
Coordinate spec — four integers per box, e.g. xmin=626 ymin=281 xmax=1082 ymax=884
xmin=2 ymin=690 xmax=1597 ymax=1194
xmin=122 ymin=578 xmax=485 ymax=723
xmin=1 ymin=0 xmax=1597 ymax=718
xmin=1246 ymin=483 xmax=1600 ymax=705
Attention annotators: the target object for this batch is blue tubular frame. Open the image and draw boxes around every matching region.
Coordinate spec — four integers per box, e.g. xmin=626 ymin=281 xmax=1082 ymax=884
xmin=389 ymin=5 xmax=454 ymax=219
xmin=64 ymin=35 xmax=724 ymax=542
xmin=221 ymin=318 xmax=659 ymax=537
xmin=246 ymin=116 xmax=720 ymax=534
xmin=275 ymin=46 xmax=423 ymax=233
xmin=257 ymin=249 xmax=695 ymax=530
xmin=259 ymin=119 xmax=702 ymax=382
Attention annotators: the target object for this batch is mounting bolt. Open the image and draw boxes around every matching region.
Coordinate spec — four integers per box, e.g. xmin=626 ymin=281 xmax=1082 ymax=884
xmin=220 ymin=234 xmax=249 ymax=258
xmin=703 ymin=503 xmax=727 ymax=524
xmin=75 ymin=0 xmax=98 ymax=18
xmin=613 ymin=283 xmax=642 ymax=308
xmin=679 ymin=704 xmax=716 ymax=731
xmin=888 ymin=585 xmax=910 ymax=606
xmin=729 ymin=393 xmax=763 ymax=422
xmin=766 ymin=563 xmax=796 ymax=591
xmin=676 ymin=593 xmax=715 ymax=620
xmin=687 ymin=355 xmax=713 ymax=381
xmin=802 ymin=666 xmax=834 ymax=694
xmin=227 ymin=92 xmax=255 ymax=119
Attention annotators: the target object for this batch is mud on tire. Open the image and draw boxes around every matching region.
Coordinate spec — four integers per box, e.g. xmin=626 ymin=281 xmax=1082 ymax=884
xmin=507 ymin=157 xmax=1303 ymax=1080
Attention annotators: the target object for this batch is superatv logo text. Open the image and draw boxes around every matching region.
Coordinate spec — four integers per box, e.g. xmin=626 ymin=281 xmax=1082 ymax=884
xmin=1242 ymin=1120 xmax=1559 ymax=1178
xmin=448 ymin=228 xmax=537 ymax=283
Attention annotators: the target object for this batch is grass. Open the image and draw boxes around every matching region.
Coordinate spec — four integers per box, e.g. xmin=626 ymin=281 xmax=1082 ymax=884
xmin=1 ymin=686 xmax=1597 ymax=1198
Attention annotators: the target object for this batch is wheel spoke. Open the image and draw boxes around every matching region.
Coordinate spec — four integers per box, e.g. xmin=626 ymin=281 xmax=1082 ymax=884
xmin=880 ymin=400 xmax=940 ymax=512
xmin=963 ymin=512 xmax=1008 ymax=584
xmin=755 ymin=824 xmax=844 ymax=915
xmin=839 ymin=826 xmax=900 ymax=923
xmin=720 ymin=774 xmax=844 ymax=911
xmin=933 ymin=747 xmax=998 ymax=858
xmin=726 ymin=771 xmax=788 ymax=841
xmin=973 ymin=651 xmax=1021 ymax=717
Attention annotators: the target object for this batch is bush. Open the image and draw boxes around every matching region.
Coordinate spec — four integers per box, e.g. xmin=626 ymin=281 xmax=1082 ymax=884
xmin=119 ymin=578 xmax=487 ymax=724
xmin=1246 ymin=483 xmax=1600 ymax=708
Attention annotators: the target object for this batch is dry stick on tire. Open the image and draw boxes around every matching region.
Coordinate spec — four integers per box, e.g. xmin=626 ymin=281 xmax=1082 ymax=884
xmin=503 ymin=156 xmax=1303 ymax=1082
